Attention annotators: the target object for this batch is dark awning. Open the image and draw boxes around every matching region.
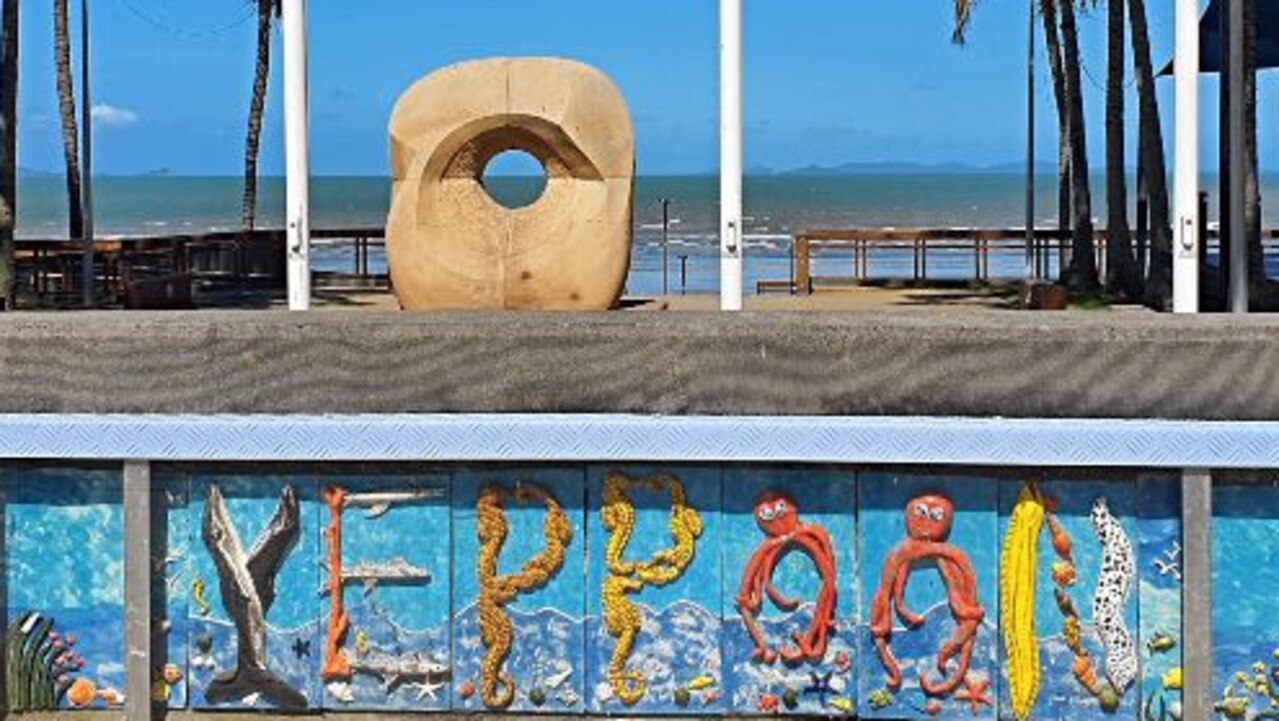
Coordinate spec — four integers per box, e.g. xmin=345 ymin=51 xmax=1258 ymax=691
xmin=1159 ymin=0 xmax=1279 ymax=74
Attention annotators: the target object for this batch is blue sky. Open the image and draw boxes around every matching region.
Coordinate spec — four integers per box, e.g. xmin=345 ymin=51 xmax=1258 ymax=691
xmin=12 ymin=0 xmax=1266 ymax=176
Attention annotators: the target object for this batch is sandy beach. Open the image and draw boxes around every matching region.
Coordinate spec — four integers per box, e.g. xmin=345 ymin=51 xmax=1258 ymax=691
xmin=298 ymin=284 xmax=1029 ymax=312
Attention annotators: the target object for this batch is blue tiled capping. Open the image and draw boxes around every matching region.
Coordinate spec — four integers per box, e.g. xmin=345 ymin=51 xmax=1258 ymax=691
xmin=0 ymin=414 xmax=1273 ymax=468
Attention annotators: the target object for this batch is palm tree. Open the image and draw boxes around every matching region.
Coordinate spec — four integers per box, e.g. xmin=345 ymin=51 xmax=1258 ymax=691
xmin=53 ymin=0 xmax=82 ymax=241
xmin=958 ymin=0 xmax=1077 ymax=282
xmin=1037 ymin=0 xmax=1074 ymax=269
xmin=1058 ymin=0 xmax=1099 ymax=293
xmin=1104 ymin=0 xmax=1138 ymax=298
xmin=1242 ymin=0 xmax=1266 ymax=305
xmin=242 ymin=0 xmax=279 ymax=231
xmin=1127 ymin=0 xmax=1171 ymax=308
xmin=0 ymin=0 xmax=17 ymax=310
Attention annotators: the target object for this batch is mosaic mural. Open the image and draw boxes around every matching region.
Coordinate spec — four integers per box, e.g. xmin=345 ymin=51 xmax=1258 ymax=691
xmin=0 ymin=465 xmax=1199 ymax=718
xmin=453 ymin=467 xmax=585 ymax=713
xmin=1213 ymin=479 xmax=1279 ymax=721
xmin=997 ymin=479 xmax=1139 ymax=721
xmin=4 ymin=468 xmax=125 ymax=712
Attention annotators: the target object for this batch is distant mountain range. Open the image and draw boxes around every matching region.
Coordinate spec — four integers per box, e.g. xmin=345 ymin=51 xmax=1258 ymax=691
xmin=778 ymin=160 xmax=1060 ymax=175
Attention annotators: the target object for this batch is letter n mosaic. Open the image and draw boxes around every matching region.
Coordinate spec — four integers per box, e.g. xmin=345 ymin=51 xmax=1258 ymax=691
xmin=452 ymin=467 xmax=586 ymax=713
xmin=586 ymin=465 xmax=723 ymax=714
xmin=722 ymin=466 xmax=856 ymax=716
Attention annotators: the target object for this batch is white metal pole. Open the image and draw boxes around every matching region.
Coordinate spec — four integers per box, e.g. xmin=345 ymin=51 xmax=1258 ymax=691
xmin=719 ymin=0 xmax=743 ymax=311
xmin=1024 ymin=0 xmax=1035 ymax=280
xmin=282 ymin=0 xmax=311 ymax=310
xmin=1172 ymin=0 xmax=1199 ymax=313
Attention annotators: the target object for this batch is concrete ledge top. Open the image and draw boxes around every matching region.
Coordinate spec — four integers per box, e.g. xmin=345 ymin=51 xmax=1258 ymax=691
xmin=0 ymin=309 xmax=1274 ymax=419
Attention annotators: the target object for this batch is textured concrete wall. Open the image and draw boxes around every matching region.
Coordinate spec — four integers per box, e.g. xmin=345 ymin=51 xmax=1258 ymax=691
xmin=0 ymin=310 xmax=1275 ymax=419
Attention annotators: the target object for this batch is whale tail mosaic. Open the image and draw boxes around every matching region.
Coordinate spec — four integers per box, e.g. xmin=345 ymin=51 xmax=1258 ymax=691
xmin=1 ymin=467 xmax=1193 ymax=718
xmin=201 ymin=484 xmax=306 ymax=709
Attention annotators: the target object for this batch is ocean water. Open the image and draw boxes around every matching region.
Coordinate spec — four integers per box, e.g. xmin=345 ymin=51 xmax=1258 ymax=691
xmin=14 ymin=173 xmax=1277 ymax=295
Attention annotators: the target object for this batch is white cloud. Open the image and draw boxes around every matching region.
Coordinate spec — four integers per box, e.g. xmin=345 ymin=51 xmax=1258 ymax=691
xmin=90 ymin=103 xmax=138 ymax=127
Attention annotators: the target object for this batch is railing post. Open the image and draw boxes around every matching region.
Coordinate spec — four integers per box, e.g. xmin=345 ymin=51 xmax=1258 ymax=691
xmin=795 ymin=236 xmax=811 ymax=295
xmin=123 ymin=460 xmax=152 ymax=721
xmin=1199 ymin=192 xmax=1210 ymax=293
xmin=1182 ymin=468 xmax=1212 ymax=721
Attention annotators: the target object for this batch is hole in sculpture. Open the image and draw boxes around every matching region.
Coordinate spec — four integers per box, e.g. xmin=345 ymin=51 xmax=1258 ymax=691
xmin=481 ymin=150 xmax=548 ymax=209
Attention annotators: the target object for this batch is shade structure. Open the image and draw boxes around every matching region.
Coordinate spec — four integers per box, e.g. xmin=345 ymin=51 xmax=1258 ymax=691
xmin=1161 ymin=0 xmax=1279 ymax=74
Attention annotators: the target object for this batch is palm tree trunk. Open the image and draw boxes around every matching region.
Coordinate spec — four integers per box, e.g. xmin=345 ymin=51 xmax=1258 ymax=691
xmin=241 ymin=1 xmax=272 ymax=232
xmin=1104 ymin=0 xmax=1138 ymax=298
xmin=1127 ymin=0 xmax=1171 ymax=308
xmin=1059 ymin=0 xmax=1099 ymax=293
xmin=53 ymin=0 xmax=82 ymax=241
xmin=0 ymin=0 xmax=17 ymax=310
xmin=1243 ymin=0 xmax=1265 ymax=304
xmin=1040 ymin=0 xmax=1072 ymax=276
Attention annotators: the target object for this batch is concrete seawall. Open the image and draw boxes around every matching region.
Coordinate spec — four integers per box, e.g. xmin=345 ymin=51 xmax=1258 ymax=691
xmin=0 ymin=309 xmax=1276 ymax=419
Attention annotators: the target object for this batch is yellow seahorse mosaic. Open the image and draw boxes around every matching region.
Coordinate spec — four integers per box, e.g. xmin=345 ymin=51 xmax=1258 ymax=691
xmin=476 ymin=481 xmax=572 ymax=710
xmin=601 ymin=471 xmax=703 ymax=706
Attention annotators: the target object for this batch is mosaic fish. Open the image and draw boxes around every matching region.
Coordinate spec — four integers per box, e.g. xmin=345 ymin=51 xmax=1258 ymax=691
xmin=342 ymin=488 xmax=446 ymax=519
xmin=1146 ymin=632 xmax=1176 ymax=655
xmin=1090 ymin=498 xmax=1137 ymax=694
xmin=688 ymin=676 xmax=716 ymax=691
xmin=348 ymin=651 xmax=449 ymax=692
xmin=829 ymin=697 xmax=854 ymax=714
xmin=317 ymin=557 xmax=432 ymax=596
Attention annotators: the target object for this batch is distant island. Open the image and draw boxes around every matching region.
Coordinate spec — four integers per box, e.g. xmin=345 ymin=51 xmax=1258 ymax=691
xmin=778 ymin=160 xmax=1060 ymax=176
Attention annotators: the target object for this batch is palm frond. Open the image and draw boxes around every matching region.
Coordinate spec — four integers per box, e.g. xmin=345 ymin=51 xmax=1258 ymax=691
xmin=952 ymin=0 xmax=978 ymax=45
xmin=248 ymin=0 xmax=281 ymax=19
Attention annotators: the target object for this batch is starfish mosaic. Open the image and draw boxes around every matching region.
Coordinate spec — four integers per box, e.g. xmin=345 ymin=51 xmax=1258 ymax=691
xmin=953 ymin=674 xmax=992 ymax=715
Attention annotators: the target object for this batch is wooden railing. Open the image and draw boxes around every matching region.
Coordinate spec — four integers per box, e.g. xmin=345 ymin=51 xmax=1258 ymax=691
xmin=13 ymin=227 xmax=385 ymax=308
xmin=793 ymin=228 xmax=1079 ymax=293
xmin=789 ymin=227 xmax=1279 ymax=294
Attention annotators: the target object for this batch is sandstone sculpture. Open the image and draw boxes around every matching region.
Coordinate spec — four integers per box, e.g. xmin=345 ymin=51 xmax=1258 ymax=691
xmin=386 ymin=58 xmax=635 ymax=310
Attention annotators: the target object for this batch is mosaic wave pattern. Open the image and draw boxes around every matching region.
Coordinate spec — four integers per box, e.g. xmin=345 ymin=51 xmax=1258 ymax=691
xmin=0 ymin=466 xmax=1196 ymax=718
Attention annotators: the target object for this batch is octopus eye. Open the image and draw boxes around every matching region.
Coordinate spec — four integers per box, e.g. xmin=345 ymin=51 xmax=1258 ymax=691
xmin=930 ymin=507 xmax=945 ymax=522
xmin=774 ymin=500 xmax=788 ymax=517
xmin=914 ymin=503 xmax=929 ymax=518
xmin=759 ymin=506 xmax=776 ymax=521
